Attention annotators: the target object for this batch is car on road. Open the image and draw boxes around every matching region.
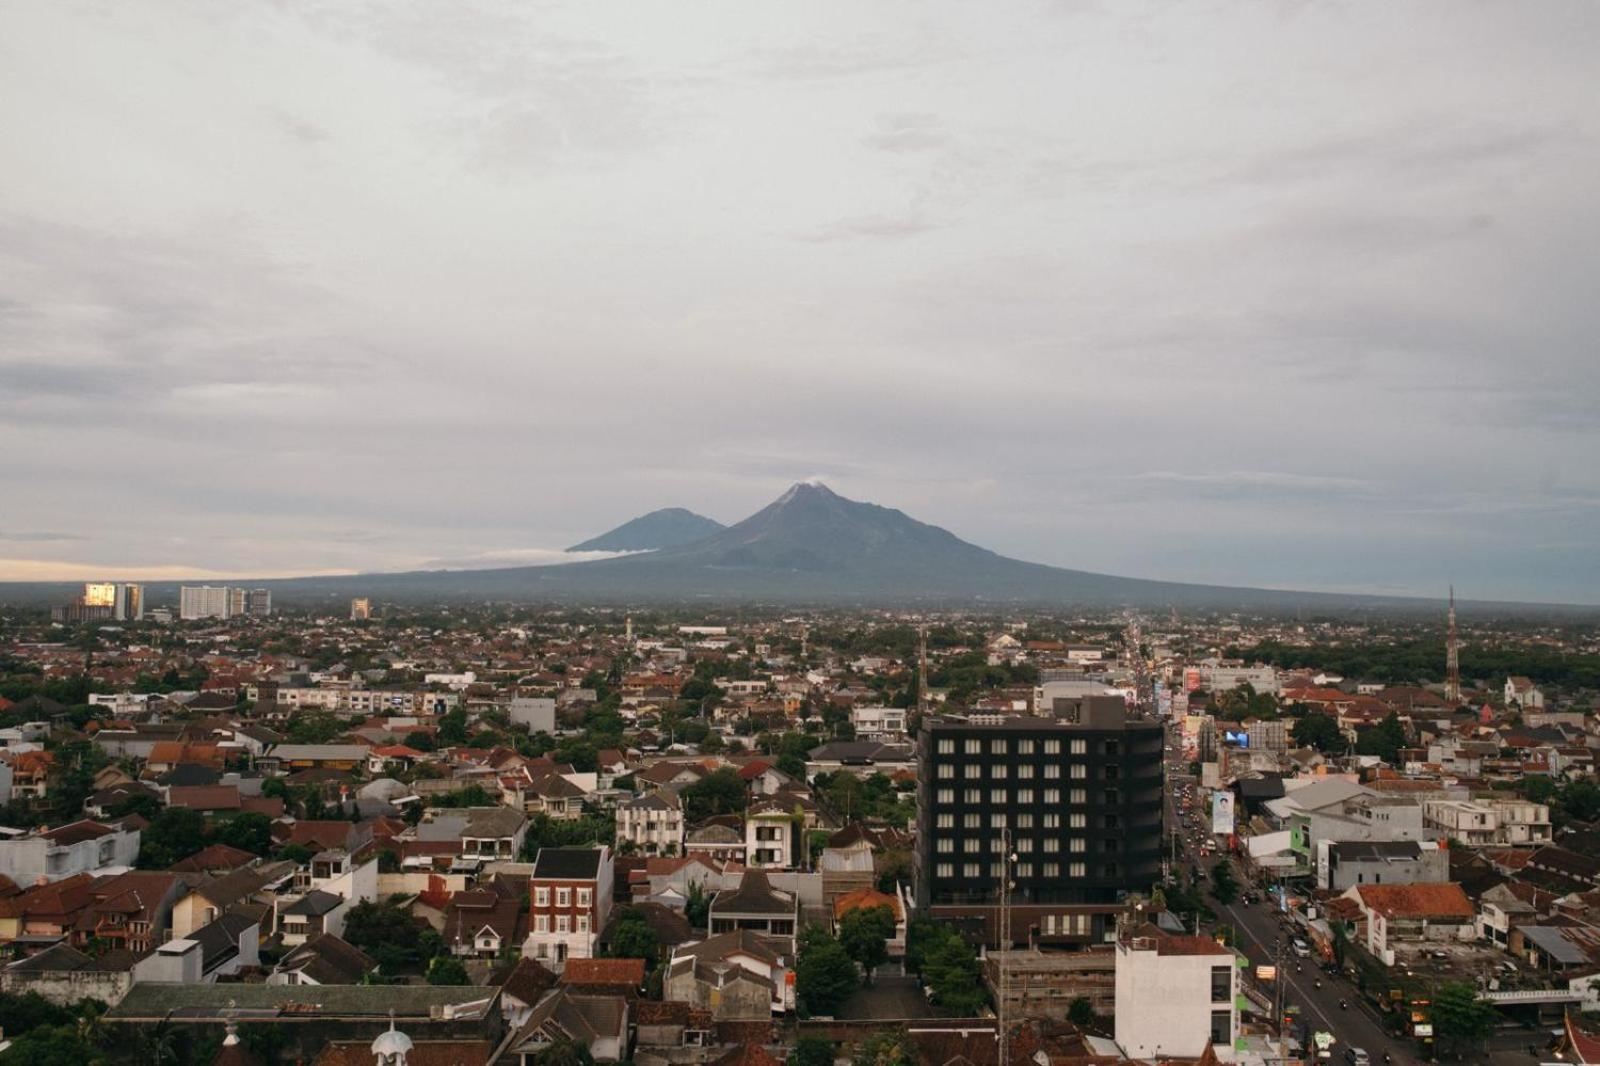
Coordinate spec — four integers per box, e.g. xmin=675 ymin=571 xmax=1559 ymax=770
xmin=1291 ymin=937 xmax=1311 ymax=957
xmin=1344 ymin=1048 xmax=1369 ymax=1066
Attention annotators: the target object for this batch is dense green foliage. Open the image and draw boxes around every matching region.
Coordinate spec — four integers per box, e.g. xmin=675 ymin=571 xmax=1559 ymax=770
xmin=606 ymin=906 xmax=661 ymax=963
xmin=679 ymin=767 xmax=749 ymax=824
xmin=906 ymin=918 xmax=985 ymax=1016
xmin=795 ymin=927 xmax=859 ymax=1017
xmin=838 ymin=904 xmax=895 ymax=981
xmin=1428 ymin=981 xmax=1496 ymax=1057
xmin=1290 ymin=710 xmax=1343 ymax=753
xmin=1239 ymin=638 xmax=1600 ymax=689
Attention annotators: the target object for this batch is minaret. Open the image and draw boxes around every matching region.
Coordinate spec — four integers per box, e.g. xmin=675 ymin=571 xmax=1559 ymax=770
xmin=625 ymin=615 xmax=633 ymax=643
xmin=1445 ymin=586 xmax=1461 ymax=705
xmin=918 ymin=624 xmax=930 ymax=715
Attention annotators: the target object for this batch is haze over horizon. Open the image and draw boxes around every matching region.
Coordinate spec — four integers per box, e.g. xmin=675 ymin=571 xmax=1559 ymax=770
xmin=3 ymin=3 xmax=1598 ymax=603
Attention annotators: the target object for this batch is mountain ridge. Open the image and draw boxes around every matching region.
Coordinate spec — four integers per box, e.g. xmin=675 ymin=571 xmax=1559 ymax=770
xmin=567 ymin=507 xmax=725 ymax=552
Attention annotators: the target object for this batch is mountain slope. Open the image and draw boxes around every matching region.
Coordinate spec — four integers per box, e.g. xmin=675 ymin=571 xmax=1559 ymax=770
xmin=240 ymin=482 xmax=1522 ymax=612
xmin=567 ymin=508 xmax=725 ymax=552
xmin=4 ymin=483 xmax=1593 ymax=615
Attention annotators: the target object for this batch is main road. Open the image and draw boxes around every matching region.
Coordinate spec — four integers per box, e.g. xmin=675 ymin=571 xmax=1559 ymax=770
xmin=1164 ymin=751 xmax=1407 ymax=1062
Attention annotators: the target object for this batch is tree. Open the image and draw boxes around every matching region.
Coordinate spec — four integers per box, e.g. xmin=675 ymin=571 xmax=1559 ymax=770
xmin=1291 ymin=710 xmax=1343 ymax=753
xmin=1521 ymin=774 xmax=1557 ymax=804
xmin=684 ymin=880 xmax=711 ymax=930
xmin=1067 ymin=996 xmax=1096 ymax=1028
xmin=791 ymin=1036 xmax=836 ymax=1066
xmin=136 ymin=807 xmax=207 ymax=869
xmin=838 ymin=904 xmax=895 ymax=983
xmin=426 ymin=955 xmax=470 ymax=985
xmin=853 ymin=1028 xmax=914 ymax=1066
xmin=908 ymin=919 xmax=985 ymax=1016
xmin=680 ymin=767 xmax=748 ymax=824
xmin=606 ymin=907 xmax=661 ymax=964
xmin=0 ymin=1024 xmax=104 ymax=1066
xmin=1429 ymin=980 xmax=1494 ymax=1058
xmin=1355 ymin=712 xmax=1407 ymax=763
xmin=211 ymin=812 xmax=273 ymax=856
xmin=260 ymin=776 xmax=290 ymax=800
xmin=1210 ymin=860 xmax=1239 ymax=905
xmin=343 ymin=899 xmax=423 ymax=968
xmin=795 ymin=929 xmax=859 ymax=1017
xmin=1559 ymin=777 xmax=1600 ymax=824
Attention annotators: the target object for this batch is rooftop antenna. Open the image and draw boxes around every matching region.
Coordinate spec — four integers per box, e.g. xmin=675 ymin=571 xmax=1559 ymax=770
xmin=918 ymin=623 xmax=930 ymax=716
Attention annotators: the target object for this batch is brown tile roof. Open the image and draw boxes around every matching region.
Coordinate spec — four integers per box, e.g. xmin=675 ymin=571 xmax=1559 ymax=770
xmin=168 ymin=785 xmax=242 ymax=811
xmin=561 ymin=957 xmax=646 ymax=987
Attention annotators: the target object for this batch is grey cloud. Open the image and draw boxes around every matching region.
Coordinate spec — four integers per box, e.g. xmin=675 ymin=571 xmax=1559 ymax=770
xmin=0 ymin=1 xmax=1596 ymax=601
xmin=0 ymin=530 xmax=84 ymax=542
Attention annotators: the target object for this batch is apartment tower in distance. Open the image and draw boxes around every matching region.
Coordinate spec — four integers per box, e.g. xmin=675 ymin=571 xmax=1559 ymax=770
xmin=179 ymin=585 xmax=231 ymax=620
xmin=351 ymin=597 xmax=372 ymax=621
xmin=82 ymin=582 xmax=143 ymax=621
xmin=915 ymin=695 xmax=1164 ymax=946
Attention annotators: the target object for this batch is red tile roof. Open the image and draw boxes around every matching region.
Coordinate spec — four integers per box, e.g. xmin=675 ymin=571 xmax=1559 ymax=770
xmin=1354 ymin=882 xmax=1475 ymax=919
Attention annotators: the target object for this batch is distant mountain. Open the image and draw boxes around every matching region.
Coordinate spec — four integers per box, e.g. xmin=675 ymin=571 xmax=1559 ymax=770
xmin=567 ymin=508 xmax=725 ymax=552
xmin=2 ymin=482 xmax=1594 ymax=616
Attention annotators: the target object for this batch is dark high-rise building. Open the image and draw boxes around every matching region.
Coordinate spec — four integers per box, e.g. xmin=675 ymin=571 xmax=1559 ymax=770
xmin=914 ymin=697 xmax=1164 ymax=945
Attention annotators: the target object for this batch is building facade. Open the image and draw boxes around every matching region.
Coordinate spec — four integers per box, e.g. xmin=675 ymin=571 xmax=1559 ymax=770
xmin=914 ymin=700 xmax=1164 ymax=920
xmin=524 ymin=846 xmax=614 ymax=970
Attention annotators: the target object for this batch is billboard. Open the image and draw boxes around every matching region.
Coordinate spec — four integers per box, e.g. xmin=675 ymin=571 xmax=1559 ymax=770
xmin=1184 ymin=668 xmax=1202 ymax=692
xmin=1212 ymin=791 xmax=1236 ymax=835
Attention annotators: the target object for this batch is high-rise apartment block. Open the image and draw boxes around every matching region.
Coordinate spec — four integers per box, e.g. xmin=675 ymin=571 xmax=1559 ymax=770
xmin=81 ymin=582 xmax=143 ymax=621
xmin=179 ymin=585 xmax=270 ymax=620
xmin=350 ymin=598 xmax=372 ymax=621
xmin=180 ymin=586 xmax=231 ymax=621
xmin=915 ymin=696 xmax=1164 ymax=945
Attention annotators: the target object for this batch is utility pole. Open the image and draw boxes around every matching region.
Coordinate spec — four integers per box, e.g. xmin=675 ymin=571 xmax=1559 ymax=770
xmin=997 ymin=827 xmax=1013 ymax=1066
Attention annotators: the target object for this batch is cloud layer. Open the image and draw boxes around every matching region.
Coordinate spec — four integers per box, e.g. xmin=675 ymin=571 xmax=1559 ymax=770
xmin=2 ymin=1 xmax=1597 ymax=602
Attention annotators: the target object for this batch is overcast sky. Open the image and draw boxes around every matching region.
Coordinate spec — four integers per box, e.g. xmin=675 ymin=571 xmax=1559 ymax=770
xmin=3 ymin=1 xmax=1597 ymax=603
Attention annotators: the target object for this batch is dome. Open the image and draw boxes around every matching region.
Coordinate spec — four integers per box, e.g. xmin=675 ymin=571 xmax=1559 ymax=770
xmin=371 ymin=1027 xmax=414 ymax=1056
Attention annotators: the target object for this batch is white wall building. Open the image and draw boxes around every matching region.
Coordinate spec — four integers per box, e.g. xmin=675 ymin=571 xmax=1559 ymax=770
xmin=180 ymin=586 xmax=232 ymax=621
xmin=509 ymin=697 xmax=556 ymax=734
xmin=0 ymin=820 xmax=140 ymax=884
xmin=850 ymin=705 xmax=908 ymax=742
xmin=616 ymin=790 xmax=684 ymax=856
xmin=1114 ymin=929 xmax=1238 ymax=1061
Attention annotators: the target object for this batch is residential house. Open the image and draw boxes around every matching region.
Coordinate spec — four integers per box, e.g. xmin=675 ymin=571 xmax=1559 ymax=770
xmin=1342 ymin=882 xmax=1476 ymax=965
xmin=0 ymin=819 xmax=140 ymax=885
xmin=685 ymin=824 xmax=746 ymax=865
xmin=269 ymin=932 xmax=375 ymax=985
xmin=744 ymin=801 xmax=798 ymax=870
xmin=617 ymin=790 xmax=684 ymax=857
xmin=1505 ymin=677 xmax=1545 ymax=709
xmin=665 ymin=929 xmax=793 ymax=1015
xmin=444 ymin=875 xmax=527 ymax=958
xmin=505 ymin=990 xmax=629 ymax=1064
xmin=525 ymin=847 xmax=615 ymax=970
xmin=171 ymin=860 xmax=295 ymax=938
xmin=73 ymin=870 xmax=185 ymax=953
xmin=708 ymin=871 xmax=798 ymax=947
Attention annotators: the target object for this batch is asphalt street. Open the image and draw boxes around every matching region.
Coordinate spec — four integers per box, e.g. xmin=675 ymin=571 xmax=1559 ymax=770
xmin=1166 ymin=751 xmax=1556 ymax=1065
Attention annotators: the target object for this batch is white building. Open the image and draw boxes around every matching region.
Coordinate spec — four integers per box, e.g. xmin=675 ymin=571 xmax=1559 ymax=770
xmin=1199 ymin=663 xmax=1280 ymax=696
xmin=0 ymin=820 xmax=140 ymax=884
xmin=1423 ymin=798 xmax=1552 ymax=846
xmin=1114 ymin=927 xmax=1238 ymax=1060
xmin=1505 ymin=676 xmax=1545 ymax=709
xmin=180 ymin=586 xmax=232 ymax=621
xmin=423 ymin=671 xmax=477 ymax=690
xmin=745 ymin=801 xmax=798 ymax=869
xmin=850 ymin=705 xmax=908 ymax=742
xmin=509 ymin=697 xmax=556 ymax=734
xmin=616 ymin=790 xmax=684 ymax=856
